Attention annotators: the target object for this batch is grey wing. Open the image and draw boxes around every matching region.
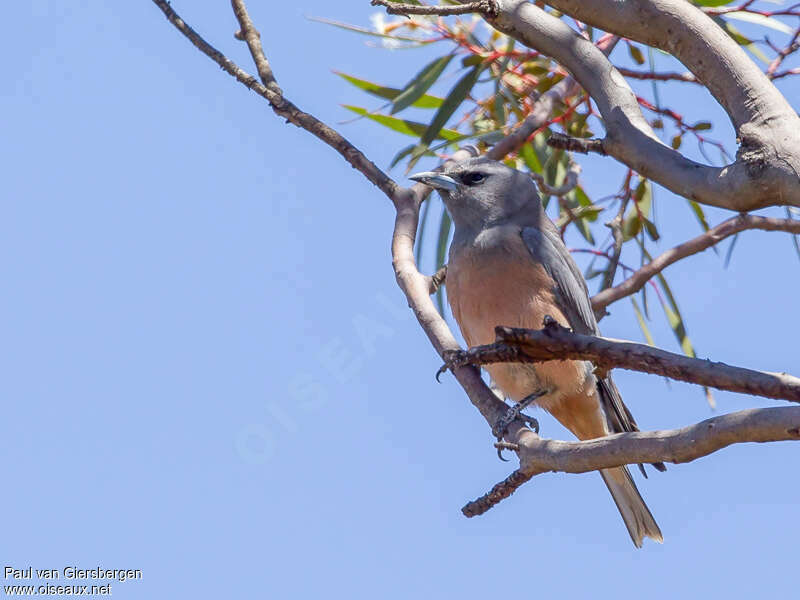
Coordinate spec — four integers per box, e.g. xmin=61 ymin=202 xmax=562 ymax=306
xmin=521 ymin=224 xmax=599 ymax=335
xmin=520 ymin=225 xmax=667 ymax=473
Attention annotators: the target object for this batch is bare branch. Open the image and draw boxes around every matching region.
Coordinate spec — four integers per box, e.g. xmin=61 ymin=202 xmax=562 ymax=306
xmin=599 ymin=187 xmax=630 ymax=294
xmin=230 ymin=0 xmax=281 ymax=94
xmin=543 ymin=0 xmax=796 ymax=132
xmin=442 ymin=320 xmax=800 ymax=402
xmin=536 ymin=0 xmax=800 ymax=209
xmin=151 ymin=0 xmax=397 ymax=199
xmin=464 ymin=407 xmax=800 ymax=516
xmin=767 ymin=27 xmax=800 ymax=78
xmin=462 ymin=468 xmax=533 ymax=517
xmin=772 ymin=67 xmax=800 ymax=81
xmin=616 ymin=67 xmax=698 ymax=83
xmin=592 ymin=215 xmax=800 ymax=312
xmin=370 ymin=0 xmax=499 ymax=17
xmin=547 ymin=132 xmax=606 ymax=155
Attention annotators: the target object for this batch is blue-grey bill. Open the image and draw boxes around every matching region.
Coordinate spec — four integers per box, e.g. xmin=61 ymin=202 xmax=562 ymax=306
xmin=409 ymin=171 xmax=458 ymax=192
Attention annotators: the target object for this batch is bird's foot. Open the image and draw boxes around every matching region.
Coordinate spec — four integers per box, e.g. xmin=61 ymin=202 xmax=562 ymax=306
xmin=436 ymin=349 xmax=470 ymax=382
xmin=492 ymin=406 xmax=539 ymax=462
xmin=492 ymin=389 xmax=548 ymax=460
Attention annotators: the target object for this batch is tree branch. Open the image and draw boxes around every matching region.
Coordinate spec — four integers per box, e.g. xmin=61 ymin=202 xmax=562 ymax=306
xmin=230 ymin=0 xmax=281 ymax=94
xmin=463 ymin=407 xmax=800 ymax=516
xmin=546 ymin=132 xmax=606 ymax=155
xmin=151 ymin=0 xmax=397 ymax=199
xmin=442 ymin=320 xmax=800 ymax=403
xmin=616 ymin=67 xmax=698 ymax=84
xmin=537 ymin=0 xmax=800 ymax=209
xmin=486 ymin=0 xmax=800 ymax=210
xmin=370 ymin=0 xmax=498 ymax=17
xmin=591 ymin=214 xmax=800 ymax=312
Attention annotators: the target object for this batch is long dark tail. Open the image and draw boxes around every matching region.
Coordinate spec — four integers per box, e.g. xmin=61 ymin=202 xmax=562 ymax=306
xmin=600 ymin=466 xmax=663 ymax=548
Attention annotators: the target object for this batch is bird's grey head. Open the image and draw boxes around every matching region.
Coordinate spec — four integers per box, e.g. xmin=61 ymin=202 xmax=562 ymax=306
xmin=410 ymin=158 xmax=541 ymax=232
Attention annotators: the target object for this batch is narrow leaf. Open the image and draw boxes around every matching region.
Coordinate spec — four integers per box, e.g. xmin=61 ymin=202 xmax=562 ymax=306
xmin=335 ymin=72 xmax=443 ymax=109
xmin=310 ymin=17 xmax=429 ymax=43
xmin=520 ymin=143 xmax=543 ymax=173
xmin=693 ymin=0 xmax=734 ymax=6
xmin=628 ymin=44 xmax=646 ymax=65
xmin=631 ymin=297 xmax=655 ymax=346
xmin=420 ymin=65 xmax=484 ymax=147
xmin=342 ymin=105 xmax=461 ymax=140
xmin=415 ymin=196 xmax=432 ymax=265
xmin=725 ymin=11 xmax=793 ymax=35
xmin=392 ymin=55 xmax=454 ymax=114
xmin=435 ymin=207 xmax=452 ymax=316
xmin=656 ymin=272 xmax=696 ymax=358
xmin=724 ymin=232 xmax=740 ymax=267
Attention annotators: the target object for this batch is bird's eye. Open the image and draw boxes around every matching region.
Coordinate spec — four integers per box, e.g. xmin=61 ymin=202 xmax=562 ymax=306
xmin=463 ymin=172 xmax=486 ymax=185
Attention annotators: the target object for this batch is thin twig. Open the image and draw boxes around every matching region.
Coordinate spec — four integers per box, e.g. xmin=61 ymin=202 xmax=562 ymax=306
xmin=230 ymin=0 xmax=281 ymax=94
xmin=462 ymin=469 xmax=534 ymax=517
xmin=547 ymin=132 xmax=606 ymax=155
xmin=370 ymin=0 xmax=499 ymax=17
xmin=616 ymin=67 xmax=698 ymax=83
xmin=592 ymin=214 xmax=800 ymax=312
xmin=150 ymin=0 xmax=397 ymax=199
xmin=599 ymin=179 xmax=631 ymax=294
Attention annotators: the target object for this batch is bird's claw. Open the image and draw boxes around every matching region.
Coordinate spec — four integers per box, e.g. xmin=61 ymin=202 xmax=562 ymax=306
xmin=435 ymin=349 xmax=470 ymax=382
xmin=491 ymin=389 xmax=548 ymax=460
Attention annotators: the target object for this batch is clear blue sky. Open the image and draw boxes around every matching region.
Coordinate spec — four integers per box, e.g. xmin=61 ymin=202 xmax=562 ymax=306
xmin=2 ymin=2 xmax=798 ymax=598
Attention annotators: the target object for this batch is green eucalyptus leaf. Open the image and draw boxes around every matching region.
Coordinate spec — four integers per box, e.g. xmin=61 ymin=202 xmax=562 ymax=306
xmin=435 ymin=207 xmax=452 ymax=315
xmin=628 ymin=44 xmax=646 ymax=65
xmin=725 ymin=11 xmax=793 ymax=35
xmin=342 ymin=105 xmax=461 ymax=140
xmin=392 ymin=55 xmax=454 ymax=114
xmin=335 ymin=72 xmax=443 ymax=109
xmin=520 ymin=143 xmax=543 ymax=173
xmin=631 ymin=297 xmax=656 ymax=346
xmin=420 ymin=64 xmax=485 ymax=147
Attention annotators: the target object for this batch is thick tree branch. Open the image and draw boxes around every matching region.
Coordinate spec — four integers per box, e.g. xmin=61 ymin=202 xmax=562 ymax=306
xmin=591 ymin=214 xmax=800 ymax=312
xmin=371 ymin=0 xmax=498 ymax=17
xmin=442 ymin=320 xmax=800 ymax=403
xmin=486 ymin=0 xmax=800 ymax=210
xmin=544 ymin=0 xmax=796 ymax=130
xmin=464 ymin=407 xmax=800 ymax=516
xmin=537 ymin=0 xmax=800 ymax=209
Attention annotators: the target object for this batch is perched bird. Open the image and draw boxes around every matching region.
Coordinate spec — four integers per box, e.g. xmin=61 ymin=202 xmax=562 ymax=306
xmin=411 ymin=158 xmax=665 ymax=547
